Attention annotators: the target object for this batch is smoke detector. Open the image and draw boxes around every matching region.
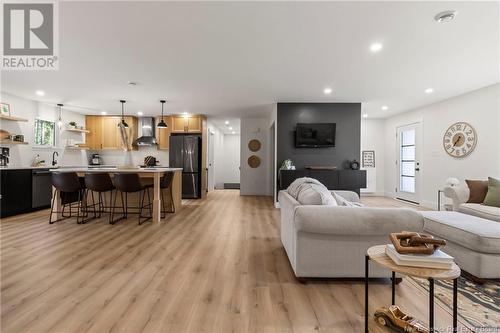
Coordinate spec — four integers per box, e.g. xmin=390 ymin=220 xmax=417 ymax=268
xmin=434 ymin=10 xmax=457 ymax=23
xmin=127 ymin=81 xmax=138 ymax=86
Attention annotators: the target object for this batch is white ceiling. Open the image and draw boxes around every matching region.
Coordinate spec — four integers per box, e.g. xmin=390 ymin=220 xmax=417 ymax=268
xmin=209 ymin=118 xmax=241 ymax=135
xmin=2 ymin=1 xmax=499 ymax=120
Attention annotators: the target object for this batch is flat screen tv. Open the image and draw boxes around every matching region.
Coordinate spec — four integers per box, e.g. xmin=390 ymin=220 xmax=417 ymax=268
xmin=295 ymin=123 xmax=336 ymax=148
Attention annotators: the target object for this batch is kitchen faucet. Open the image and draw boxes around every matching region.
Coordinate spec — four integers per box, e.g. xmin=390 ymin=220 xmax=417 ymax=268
xmin=52 ymin=151 xmax=59 ymax=166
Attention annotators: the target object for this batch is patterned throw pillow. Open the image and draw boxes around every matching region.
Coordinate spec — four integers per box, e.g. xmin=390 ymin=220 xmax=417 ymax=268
xmin=483 ymin=177 xmax=500 ymax=208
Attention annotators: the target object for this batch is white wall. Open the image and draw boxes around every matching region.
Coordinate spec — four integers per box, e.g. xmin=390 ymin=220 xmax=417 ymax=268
xmin=383 ymin=83 xmax=500 ymax=208
xmin=360 ymin=118 xmax=385 ymax=195
xmin=240 ymin=118 xmax=272 ymax=196
xmin=0 ymin=92 xmax=88 ymax=167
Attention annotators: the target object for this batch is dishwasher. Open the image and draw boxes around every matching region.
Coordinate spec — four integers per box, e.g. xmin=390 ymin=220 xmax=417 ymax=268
xmin=32 ymin=169 xmax=52 ymax=209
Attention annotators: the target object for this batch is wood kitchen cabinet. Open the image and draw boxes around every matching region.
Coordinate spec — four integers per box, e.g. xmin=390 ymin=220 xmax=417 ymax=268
xmin=85 ymin=115 xmax=137 ymax=150
xmin=170 ymin=116 xmax=203 ymax=133
xmin=155 ymin=116 xmax=172 ymax=150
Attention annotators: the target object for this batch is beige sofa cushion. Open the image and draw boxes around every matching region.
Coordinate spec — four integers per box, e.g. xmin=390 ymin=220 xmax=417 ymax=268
xmin=422 ymin=211 xmax=500 ymax=254
xmin=458 ymin=203 xmax=500 ymax=222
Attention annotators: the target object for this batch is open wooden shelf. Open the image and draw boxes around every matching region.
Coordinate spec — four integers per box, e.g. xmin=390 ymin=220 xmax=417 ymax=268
xmin=65 ymin=146 xmax=89 ymax=150
xmin=0 ymin=114 xmax=29 ymax=122
xmin=65 ymin=128 xmax=90 ymax=133
xmin=0 ymin=140 xmax=28 ymax=145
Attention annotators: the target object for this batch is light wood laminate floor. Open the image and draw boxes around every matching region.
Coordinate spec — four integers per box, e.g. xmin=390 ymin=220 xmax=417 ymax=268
xmin=1 ymin=191 xmax=467 ymax=333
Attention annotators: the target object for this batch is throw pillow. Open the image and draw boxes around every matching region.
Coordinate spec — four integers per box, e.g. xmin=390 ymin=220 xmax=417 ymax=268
xmin=296 ymin=183 xmax=337 ymax=206
xmin=483 ymin=177 xmax=500 ymax=208
xmin=332 ymin=192 xmax=363 ymax=207
xmin=465 ymin=179 xmax=489 ymax=203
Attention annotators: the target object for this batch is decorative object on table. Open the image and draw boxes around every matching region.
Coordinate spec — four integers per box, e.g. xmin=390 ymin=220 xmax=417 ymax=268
xmin=386 ymin=244 xmax=453 ymax=269
xmin=407 ymin=276 xmax=500 ymax=332
xmin=0 ymin=102 xmax=11 ymax=116
xmin=305 ymin=166 xmax=337 ymax=170
xmin=374 ymin=305 xmax=429 ymax=333
xmin=280 ymin=159 xmax=294 ymax=170
xmin=443 ymin=122 xmax=477 ymax=158
xmin=68 ymin=121 xmax=77 ymax=129
xmin=445 ymin=177 xmax=460 ymax=187
xmin=390 ymin=231 xmax=446 ymax=255
xmin=349 ymin=159 xmax=360 ymax=170
xmin=362 ymin=150 xmax=375 ymax=168
xmin=248 ymin=139 xmax=261 ymax=152
xmin=248 ymin=155 xmax=261 ymax=168
xmin=31 ymin=154 xmax=46 ymax=167
xmin=144 ymin=155 xmax=158 ymax=167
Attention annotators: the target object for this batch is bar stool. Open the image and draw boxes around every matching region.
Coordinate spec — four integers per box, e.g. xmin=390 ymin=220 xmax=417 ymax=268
xmin=146 ymin=172 xmax=175 ymax=218
xmin=111 ymin=173 xmax=152 ymax=225
xmin=49 ymin=172 xmax=86 ymax=224
xmin=84 ymin=173 xmax=115 ymax=223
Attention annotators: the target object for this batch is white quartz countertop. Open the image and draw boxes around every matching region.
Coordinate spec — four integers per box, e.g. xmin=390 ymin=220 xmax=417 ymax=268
xmin=49 ymin=167 xmax=183 ymax=173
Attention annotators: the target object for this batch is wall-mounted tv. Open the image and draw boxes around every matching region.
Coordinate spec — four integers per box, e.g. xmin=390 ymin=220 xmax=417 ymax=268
xmin=295 ymin=123 xmax=336 ymax=148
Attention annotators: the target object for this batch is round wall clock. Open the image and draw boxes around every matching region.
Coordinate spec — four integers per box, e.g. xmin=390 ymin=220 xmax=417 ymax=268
xmin=443 ymin=122 xmax=477 ymax=158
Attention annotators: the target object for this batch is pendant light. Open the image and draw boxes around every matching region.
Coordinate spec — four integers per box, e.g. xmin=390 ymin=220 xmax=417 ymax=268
xmin=157 ymin=100 xmax=168 ymax=129
xmin=56 ymin=103 xmax=63 ymax=129
xmin=118 ymin=100 xmax=129 ymax=128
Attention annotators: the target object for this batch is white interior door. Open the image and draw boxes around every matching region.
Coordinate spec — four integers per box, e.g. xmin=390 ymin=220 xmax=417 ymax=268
xmin=396 ymin=123 xmax=421 ymax=203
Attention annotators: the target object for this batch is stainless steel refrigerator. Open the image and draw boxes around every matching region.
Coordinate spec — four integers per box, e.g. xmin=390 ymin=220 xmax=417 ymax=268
xmin=169 ymin=135 xmax=201 ymax=199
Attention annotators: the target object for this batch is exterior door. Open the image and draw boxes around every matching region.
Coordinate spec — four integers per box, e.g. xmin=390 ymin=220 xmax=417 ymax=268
xmin=396 ymin=123 xmax=421 ymax=203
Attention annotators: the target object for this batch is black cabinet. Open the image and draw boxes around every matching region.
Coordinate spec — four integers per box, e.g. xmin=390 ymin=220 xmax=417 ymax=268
xmin=279 ymin=169 xmax=366 ymax=195
xmin=1 ymin=169 xmax=33 ymax=218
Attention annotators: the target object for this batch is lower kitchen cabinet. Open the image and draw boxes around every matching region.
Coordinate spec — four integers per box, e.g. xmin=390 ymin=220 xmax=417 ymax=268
xmin=0 ymin=169 xmax=33 ymax=218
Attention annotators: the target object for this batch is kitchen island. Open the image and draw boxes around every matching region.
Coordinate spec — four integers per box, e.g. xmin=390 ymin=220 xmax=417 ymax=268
xmin=49 ymin=167 xmax=183 ymax=223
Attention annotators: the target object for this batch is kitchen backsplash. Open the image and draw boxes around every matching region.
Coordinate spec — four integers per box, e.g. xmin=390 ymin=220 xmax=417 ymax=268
xmin=88 ymin=146 xmax=169 ymax=166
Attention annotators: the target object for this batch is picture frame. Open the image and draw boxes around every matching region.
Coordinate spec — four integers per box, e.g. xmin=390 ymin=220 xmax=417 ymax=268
xmin=362 ymin=150 xmax=375 ymax=168
xmin=0 ymin=102 xmax=11 ymax=116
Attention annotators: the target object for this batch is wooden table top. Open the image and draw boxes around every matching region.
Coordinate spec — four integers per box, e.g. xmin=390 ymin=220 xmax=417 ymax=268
xmin=367 ymin=245 xmax=461 ymax=280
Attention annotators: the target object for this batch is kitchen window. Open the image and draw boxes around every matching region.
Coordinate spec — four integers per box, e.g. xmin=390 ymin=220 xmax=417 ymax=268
xmin=34 ymin=119 xmax=56 ymax=147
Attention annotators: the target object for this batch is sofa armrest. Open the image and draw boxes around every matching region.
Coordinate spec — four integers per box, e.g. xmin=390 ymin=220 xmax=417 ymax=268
xmin=443 ymin=185 xmax=469 ymax=211
xmin=332 ymin=190 xmax=360 ymax=203
xmin=294 ymin=206 xmax=424 ymax=236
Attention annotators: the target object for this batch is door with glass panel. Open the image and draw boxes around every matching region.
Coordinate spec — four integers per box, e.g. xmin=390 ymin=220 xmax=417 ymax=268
xmin=396 ymin=123 xmax=421 ymax=203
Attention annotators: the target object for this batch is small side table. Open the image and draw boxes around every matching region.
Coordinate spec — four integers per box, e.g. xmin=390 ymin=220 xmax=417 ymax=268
xmin=365 ymin=245 xmax=461 ymax=333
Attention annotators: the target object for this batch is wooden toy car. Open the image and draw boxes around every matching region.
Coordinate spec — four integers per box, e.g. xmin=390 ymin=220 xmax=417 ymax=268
xmin=374 ymin=305 xmax=429 ymax=333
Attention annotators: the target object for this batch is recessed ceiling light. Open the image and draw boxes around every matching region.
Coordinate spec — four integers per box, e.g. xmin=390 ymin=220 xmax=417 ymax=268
xmin=363 ymin=114 xmax=368 ymax=118
xmin=224 ymin=121 xmax=229 ymax=125
xmin=381 ymin=105 xmax=389 ymax=111
xmin=425 ymin=88 xmax=434 ymax=94
xmin=370 ymin=43 xmax=383 ymax=53
xmin=137 ymin=111 xmax=143 ymax=116
xmin=228 ymin=127 xmax=233 ymax=130
xmin=435 ymin=10 xmax=457 ymax=23
xmin=100 ymin=111 xmax=107 ymax=115
xmin=232 ymin=131 xmax=236 ymax=134
xmin=35 ymin=90 xmax=45 ymax=96
xmin=323 ymin=87 xmax=332 ymax=95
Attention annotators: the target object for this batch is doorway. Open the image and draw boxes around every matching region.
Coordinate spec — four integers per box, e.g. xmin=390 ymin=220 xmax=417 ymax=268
xmin=396 ymin=123 xmax=421 ymax=204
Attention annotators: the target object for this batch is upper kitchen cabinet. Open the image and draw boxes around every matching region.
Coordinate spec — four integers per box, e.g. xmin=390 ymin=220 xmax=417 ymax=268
xmin=155 ymin=116 xmax=172 ymax=150
xmin=170 ymin=116 xmax=203 ymax=133
xmin=85 ymin=115 xmax=138 ymax=150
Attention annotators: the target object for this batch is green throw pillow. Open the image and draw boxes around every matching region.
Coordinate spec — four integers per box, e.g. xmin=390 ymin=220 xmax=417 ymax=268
xmin=483 ymin=177 xmax=500 ymax=208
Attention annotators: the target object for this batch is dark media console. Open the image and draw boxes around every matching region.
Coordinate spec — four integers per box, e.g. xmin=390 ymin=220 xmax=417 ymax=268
xmin=279 ymin=169 xmax=366 ymax=195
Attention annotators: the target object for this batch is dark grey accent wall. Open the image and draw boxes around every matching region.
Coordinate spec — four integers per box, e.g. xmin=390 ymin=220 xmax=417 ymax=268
xmin=277 ymin=102 xmax=361 ymax=171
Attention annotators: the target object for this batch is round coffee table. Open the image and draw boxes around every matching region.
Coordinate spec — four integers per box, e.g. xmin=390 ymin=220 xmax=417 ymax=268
xmin=365 ymin=245 xmax=461 ymax=333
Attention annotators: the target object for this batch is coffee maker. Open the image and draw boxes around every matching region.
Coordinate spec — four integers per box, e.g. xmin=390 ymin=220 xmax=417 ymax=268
xmin=89 ymin=153 xmax=102 ymax=166
xmin=0 ymin=147 xmax=10 ymax=167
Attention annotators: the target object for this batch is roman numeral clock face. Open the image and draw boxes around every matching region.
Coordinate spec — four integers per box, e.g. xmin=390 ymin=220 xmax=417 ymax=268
xmin=443 ymin=122 xmax=477 ymax=158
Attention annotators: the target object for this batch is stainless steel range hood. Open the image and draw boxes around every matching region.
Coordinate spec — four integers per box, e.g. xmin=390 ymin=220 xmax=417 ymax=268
xmin=133 ymin=117 xmax=157 ymax=146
